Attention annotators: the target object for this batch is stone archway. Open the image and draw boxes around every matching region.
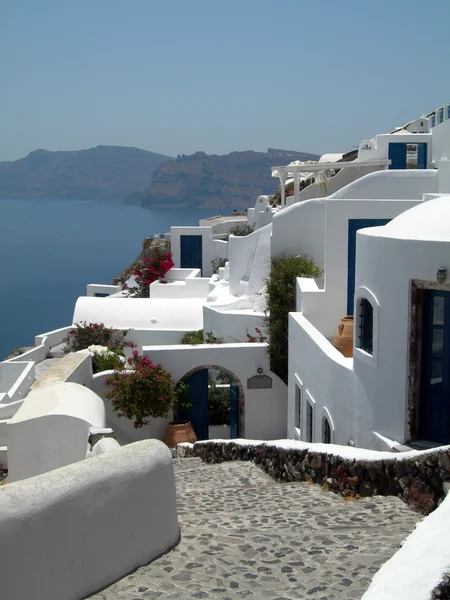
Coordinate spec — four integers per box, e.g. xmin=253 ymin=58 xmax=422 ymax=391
xmin=178 ymin=365 xmax=245 ymax=439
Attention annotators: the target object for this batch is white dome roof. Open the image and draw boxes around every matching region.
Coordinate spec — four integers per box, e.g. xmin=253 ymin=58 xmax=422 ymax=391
xmin=363 ymin=196 xmax=450 ymax=242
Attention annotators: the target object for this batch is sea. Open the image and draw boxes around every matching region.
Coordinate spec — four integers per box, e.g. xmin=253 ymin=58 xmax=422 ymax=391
xmin=0 ymin=198 xmax=212 ymax=360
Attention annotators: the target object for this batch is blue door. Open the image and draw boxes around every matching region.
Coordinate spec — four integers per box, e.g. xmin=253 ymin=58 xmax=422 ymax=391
xmin=179 ymin=370 xmax=209 ymax=440
xmin=180 ymin=235 xmax=203 ymax=273
xmin=388 ymin=143 xmax=407 ymax=169
xmin=417 ymin=143 xmax=428 ymax=169
xmin=229 ymin=379 xmax=239 ymax=438
xmin=347 ymin=219 xmax=390 ymax=315
xmin=420 ymin=291 xmax=450 ymax=443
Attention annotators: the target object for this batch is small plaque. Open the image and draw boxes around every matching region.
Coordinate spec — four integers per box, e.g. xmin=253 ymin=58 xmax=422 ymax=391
xmin=247 ymin=375 xmax=272 ymax=389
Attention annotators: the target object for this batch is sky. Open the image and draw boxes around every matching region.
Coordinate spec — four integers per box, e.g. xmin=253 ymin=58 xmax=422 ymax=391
xmin=1 ymin=0 xmax=450 ymax=162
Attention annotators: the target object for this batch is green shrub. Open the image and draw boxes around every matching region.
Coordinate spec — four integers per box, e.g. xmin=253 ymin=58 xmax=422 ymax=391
xmin=180 ymin=330 xmax=224 ymax=345
xmin=228 ymin=223 xmax=254 ymax=237
xmin=180 ymin=330 xmax=204 ymax=345
xmin=266 ymin=254 xmax=321 ymax=384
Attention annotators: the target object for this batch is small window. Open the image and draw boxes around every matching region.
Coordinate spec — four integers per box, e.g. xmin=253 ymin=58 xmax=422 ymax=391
xmin=358 ymin=298 xmax=373 ymax=354
xmin=323 ymin=418 xmax=331 ymax=444
xmin=295 ymin=385 xmax=302 ymax=430
xmin=306 ymin=402 xmax=313 ymax=442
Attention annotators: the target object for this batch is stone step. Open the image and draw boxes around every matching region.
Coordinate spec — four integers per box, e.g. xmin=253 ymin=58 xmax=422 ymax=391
xmin=48 ymin=343 xmax=66 ymax=358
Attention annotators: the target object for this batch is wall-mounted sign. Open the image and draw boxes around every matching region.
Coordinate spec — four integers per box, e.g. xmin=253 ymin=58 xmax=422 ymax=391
xmin=247 ymin=375 xmax=273 ymax=389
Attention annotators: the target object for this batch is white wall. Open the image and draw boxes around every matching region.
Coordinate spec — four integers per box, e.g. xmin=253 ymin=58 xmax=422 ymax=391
xmin=7 ymin=382 xmax=106 ymax=482
xmin=271 ymin=199 xmax=326 ymax=269
xmin=358 ymin=133 xmax=432 ymax=166
xmin=287 ymin=313 xmax=370 ymax=446
xmin=73 ymin=296 xmax=205 ymax=331
xmin=315 ymin=199 xmax=420 ymax=337
xmin=288 ymin=200 xmax=450 ymax=449
xmin=354 ymin=228 xmax=450 ymax=443
xmin=199 ymin=217 xmax=248 ymax=235
xmin=0 ymin=440 xmax=179 ymax=600
xmin=228 ymin=224 xmax=272 ymax=296
xmin=142 ymin=343 xmax=287 ymax=440
xmin=91 ymin=371 xmax=173 ymax=445
xmin=286 ymin=164 xmax=387 ymax=208
xmin=362 ymin=492 xmax=450 ymax=600
xmin=329 ymin=169 xmax=438 ymax=200
xmin=203 ymin=305 xmax=267 ymax=342
xmin=170 ymin=226 xmax=215 ymax=277
xmin=87 ymin=284 xmax=122 ymax=297
xmin=213 ymin=239 xmax=229 ymax=259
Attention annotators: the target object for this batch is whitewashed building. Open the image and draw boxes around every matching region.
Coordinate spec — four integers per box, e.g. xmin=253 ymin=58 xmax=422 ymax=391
xmin=287 ymin=108 xmax=450 ymax=450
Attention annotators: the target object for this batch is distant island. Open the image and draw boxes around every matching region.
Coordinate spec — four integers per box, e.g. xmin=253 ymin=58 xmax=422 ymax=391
xmin=0 ymin=146 xmax=173 ymax=201
xmin=0 ymin=145 xmax=320 ymax=209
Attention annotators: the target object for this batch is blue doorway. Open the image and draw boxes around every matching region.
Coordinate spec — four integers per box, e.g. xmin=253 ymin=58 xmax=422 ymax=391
xmin=180 ymin=235 xmax=203 ymax=273
xmin=347 ymin=219 xmax=390 ymax=315
xmin=420 ymin=290 xmax=450 ymax=443
xmin=179 ymin=370 xmax=209 ymax=440
xmin=179 ymin=368 xmax=240 ymax=441
xmin=388 ymin=143 xmax=407 ymax=169
xmin=388 ymin=142 xmax=428 ymax=170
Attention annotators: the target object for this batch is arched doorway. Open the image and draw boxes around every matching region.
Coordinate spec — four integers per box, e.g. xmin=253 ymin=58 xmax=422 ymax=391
xmin=177 ymin=365 xmax=245 ymax=441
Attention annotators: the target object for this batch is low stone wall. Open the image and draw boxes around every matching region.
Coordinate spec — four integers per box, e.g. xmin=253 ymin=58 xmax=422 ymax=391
xmin=178 ymin=440 xmax=450 ymax=514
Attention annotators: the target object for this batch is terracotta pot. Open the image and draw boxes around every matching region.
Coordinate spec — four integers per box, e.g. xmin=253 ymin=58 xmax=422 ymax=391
xmin=333 ymin=316 xmax=354 ymax=358
xmin=164 ymin=420 xmax=197 ymax=448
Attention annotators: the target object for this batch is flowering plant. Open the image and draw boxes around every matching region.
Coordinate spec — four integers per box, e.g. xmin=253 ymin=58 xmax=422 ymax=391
xmin=104 ymin=350 xmax=188 ymax=428
xmin=65 ymin=322 xmax=128 ymax=353
xmin=84 ymin=345 xmax=126 ymax=374
xmin=123 ymin=248 xmax=174 ymax=298
xmin=246 ymin=327 xmax=268 ymax=343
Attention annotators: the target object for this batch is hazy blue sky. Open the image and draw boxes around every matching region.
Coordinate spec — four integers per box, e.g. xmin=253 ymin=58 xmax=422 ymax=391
xmin=1 ymin=0 xmax=449 ymax=161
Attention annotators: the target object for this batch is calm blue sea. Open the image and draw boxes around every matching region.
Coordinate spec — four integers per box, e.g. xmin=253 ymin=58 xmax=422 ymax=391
xmin=0 ymin=198 xmax=211 ymax=359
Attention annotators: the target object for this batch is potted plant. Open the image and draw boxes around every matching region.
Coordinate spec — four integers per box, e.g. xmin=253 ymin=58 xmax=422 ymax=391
xmin=104 ymin=350 xmax=189 ymax=431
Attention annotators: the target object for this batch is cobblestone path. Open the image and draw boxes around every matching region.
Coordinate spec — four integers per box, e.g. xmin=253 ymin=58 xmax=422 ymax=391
xmin=90 ymin=458 xmax=422 ymax=600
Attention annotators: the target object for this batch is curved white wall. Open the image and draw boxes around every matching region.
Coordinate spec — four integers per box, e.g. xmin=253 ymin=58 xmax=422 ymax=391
xmin=228 ymin=224 xmax=272 ymax=296
xmin=354 ymin=229 xmax=450 ymax=442
xmin=271 ymin=199 xmax=326 ymax=269
xmin=0 ymin=440 xmax=179 ymax=600
xmin=329 ymin=169 xmax=438 ymax=200
xmin=8 ymin=382 xmax=106 ymax=482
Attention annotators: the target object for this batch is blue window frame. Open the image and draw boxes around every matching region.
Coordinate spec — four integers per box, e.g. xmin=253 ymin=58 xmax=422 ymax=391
xmin=295 ymin=385 xmax=302 ymax=430
xmin=358 ymin=298 xmax=373 ymax=354
xmin=306 ymin=402 xmax=313 ymax=442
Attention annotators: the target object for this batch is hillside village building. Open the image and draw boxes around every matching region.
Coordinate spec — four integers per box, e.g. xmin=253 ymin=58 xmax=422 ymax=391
xmin=1 ymin=103 xmax=450 ymax=599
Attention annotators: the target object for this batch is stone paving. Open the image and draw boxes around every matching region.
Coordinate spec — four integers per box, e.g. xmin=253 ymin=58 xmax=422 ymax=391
xmin=90 ymin=458 xmax=422 ymax=600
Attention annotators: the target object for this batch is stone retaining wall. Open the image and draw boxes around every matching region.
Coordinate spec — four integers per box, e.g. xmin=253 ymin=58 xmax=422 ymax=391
xmin=178 ymin=440 xmax=450 ymax=514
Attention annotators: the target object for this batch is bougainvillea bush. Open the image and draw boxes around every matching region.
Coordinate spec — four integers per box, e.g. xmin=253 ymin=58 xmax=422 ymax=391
xmin=123 ymin=248 xmax=174 ymax=298
xmin=104 ymin=350 xmax=188 ymax=428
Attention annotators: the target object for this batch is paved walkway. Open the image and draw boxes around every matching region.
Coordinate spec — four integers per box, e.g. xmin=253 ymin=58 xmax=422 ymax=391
xmin=90 ymin=458 xmax=422 ymax=600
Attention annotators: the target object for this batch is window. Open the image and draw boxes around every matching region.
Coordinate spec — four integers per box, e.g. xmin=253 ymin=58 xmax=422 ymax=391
xmin=358 ymin=297 xmax=373 ymax=354
xmin=306 ymin=402 xmax=313 ymax=442
xmin=323 ymin=418 xmax=331 ymax=444
xmin=295 ymin=385 xmax=302 ymax=430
